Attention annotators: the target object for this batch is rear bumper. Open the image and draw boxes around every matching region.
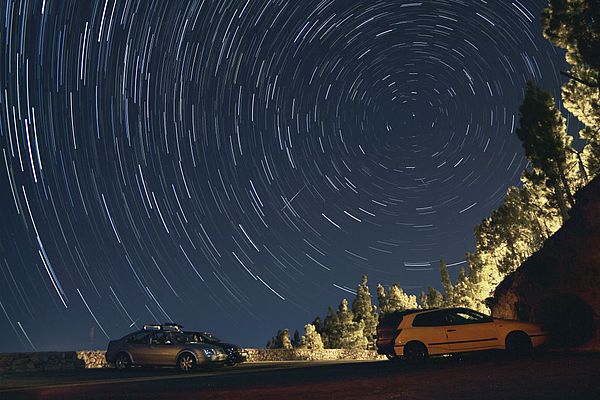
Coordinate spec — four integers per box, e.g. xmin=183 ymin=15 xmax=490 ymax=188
xmin=376 ymin=339 xmax=396 ymax=356
xmin=105 ymin=349 xmax=116 ymax=363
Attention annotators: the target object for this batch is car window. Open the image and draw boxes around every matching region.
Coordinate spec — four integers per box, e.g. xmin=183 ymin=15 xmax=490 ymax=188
xmin=412 ymin=311 xmax=449 ymax=327
xmin=379 ymin=313 xmax=404 ymax=329
xmin=150 ymin=331 xmax=174 ymax=345
xmin=127 ymin=332 xmax=150 ymax=344
xmin=171 ymin=332 xmax=187 ymax=344
xmin=448 ymin=309 xmax=491 ymax=325
xmin=183 ymin=332 xmax=204 ymax=343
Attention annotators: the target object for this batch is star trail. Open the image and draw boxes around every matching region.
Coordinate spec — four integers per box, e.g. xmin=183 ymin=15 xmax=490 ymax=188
xmin=0 ymin=0 xmax=571 ymax=351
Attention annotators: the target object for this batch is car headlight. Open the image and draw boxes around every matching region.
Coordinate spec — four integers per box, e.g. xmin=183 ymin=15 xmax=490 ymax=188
xmin=203 ymin=348 xmax=216 ymax=357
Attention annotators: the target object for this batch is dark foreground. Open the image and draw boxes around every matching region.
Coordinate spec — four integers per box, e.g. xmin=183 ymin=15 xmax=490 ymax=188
xmin=1 ymin=352 xmax=599 ymax=399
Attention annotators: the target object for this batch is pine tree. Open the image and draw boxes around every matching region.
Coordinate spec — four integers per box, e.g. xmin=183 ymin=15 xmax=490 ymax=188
xmin=299 ymin=324 xmax=324 ymax=350
xmin=270 ymin=328 xmax=293 ymax=349
xmin=543 ymin=0 xmax=600 ymax=69
xmin=321 ymin=306 xmax=339 ymax=348
xmin=439 ymin=258 xmax=453 ymax=305
xmin=336 ymin=299 xmax=368 ymax=349
xmin=292 ymin=330 xmax=301 ymax=348
xmin=312 ymin=316 xmax=323 ymax=335
xmin=543 ymin=1 xmax=600 ymax=181
xmin=383 ymin=285 xmax=418 ymax=313
xmin=351 ymin=275 xmax=378 ymax=345
xmin=421 ymin=287 xmax=444 ymax=309
xmin=516 ymin=81 xmax=577 ymax=221
xmin=376 ymin=284 xmax=388 ymax=314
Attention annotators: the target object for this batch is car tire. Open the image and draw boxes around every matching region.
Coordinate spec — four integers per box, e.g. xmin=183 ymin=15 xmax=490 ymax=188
xmin=505 ymin=332 xmax=533 ymax=357
xmin=404 ymin=342 xmax=428 ymax=362
xmin=115 ymin=353 xmax=131 ymax=370
xmin=177 ymin=353 xmax=196 ymax=372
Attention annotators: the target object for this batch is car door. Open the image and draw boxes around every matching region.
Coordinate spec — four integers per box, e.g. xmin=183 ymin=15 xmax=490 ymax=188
xmin=410 ymin=310 xmax=452 ymax=355
xmin=145 ymin=332 xmax=180 ymax=365
xmin=125 ymin=331 xmax=152 ymax=364
xmin=445 ymin=309 xmax=500 ymax=352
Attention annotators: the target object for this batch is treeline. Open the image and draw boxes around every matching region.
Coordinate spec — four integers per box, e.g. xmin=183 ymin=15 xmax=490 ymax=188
xmin=267 ymin=273 xmax=450 ymax=350
xmin=268 ymin=1 xmax=600 ymax=349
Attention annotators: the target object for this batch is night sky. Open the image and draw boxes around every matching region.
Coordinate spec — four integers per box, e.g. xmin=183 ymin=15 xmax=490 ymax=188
xmin=0 ymin=0 xmax=574 ymax=352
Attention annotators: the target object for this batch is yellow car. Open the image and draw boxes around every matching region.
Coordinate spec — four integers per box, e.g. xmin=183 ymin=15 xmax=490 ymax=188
xmin=376 ymin=308 xmax=547 ymax=361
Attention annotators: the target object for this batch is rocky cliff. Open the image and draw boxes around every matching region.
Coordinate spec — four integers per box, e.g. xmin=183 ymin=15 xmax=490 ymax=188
xmin=491 ymin=176 xmax=600 ymax=350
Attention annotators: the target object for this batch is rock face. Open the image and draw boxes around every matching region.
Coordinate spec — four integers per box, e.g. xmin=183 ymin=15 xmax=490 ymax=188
xmin=491 ymin=176 xmax=600 ymax=350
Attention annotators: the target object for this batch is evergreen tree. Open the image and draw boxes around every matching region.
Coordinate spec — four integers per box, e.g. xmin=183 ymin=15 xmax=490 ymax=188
xmin=543 ymin=1 xmax=600 ymax=181
xmin=321 ymin=306 xmax=339 ymax=348
xmin=299 ymin=324 xmax=324 ymax=350
xmin=292 ymin=330 xmax=301 ymax=348
xmin=516 ymin=81 xmax=577 ymax=221
xmin=376 ymin=284 xmax=388 ymax=314
xmin=270 ymin=328 xmax=293 ymax=349
xmin=336 ymin=299 xmax=368 ymax=349
xmin=312 ymin=316 xmax=323 ymax=335
xmin=421 ymin=287 xmax=444 ymax=309
xmin=380 ymin=284 xmax=418 ymax=314
xmin=439 ymin=258 xmax=453 ymax=304
xmin=351 ymin=275 xmax=378 ymax=345
xmin=543 ymin=0 xmax=600 ymax=69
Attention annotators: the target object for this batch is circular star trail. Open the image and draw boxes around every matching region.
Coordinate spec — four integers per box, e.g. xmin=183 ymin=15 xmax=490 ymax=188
xmin=0 ymin=0 xmax=569 ymax=350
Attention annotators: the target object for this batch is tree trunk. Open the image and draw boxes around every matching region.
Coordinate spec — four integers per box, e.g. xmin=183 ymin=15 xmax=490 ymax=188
xmin=557 ymin=162 xmax=576 ymax=209
xmin=553 ymin=182 xmax=570 ymax=222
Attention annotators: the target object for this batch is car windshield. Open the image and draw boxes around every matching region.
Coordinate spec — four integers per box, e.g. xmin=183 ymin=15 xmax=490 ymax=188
xmin=200 ymin=332 xmax=222 ymax=342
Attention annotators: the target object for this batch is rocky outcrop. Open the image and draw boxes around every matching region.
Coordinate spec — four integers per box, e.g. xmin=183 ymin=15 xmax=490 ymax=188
xmin=491 ymin=176 xmax=600 ymax=350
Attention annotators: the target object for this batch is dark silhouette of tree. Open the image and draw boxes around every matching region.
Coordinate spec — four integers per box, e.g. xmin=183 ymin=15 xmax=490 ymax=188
xmin=516 ymin=81 xmax=576 ymax=221
xmin=439 ymin=258 xmax=453 ymax=305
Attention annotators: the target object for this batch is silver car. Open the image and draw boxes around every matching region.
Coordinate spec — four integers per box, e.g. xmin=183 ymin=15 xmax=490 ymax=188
xmin=106 ymin=324 xmax=228 ymax=371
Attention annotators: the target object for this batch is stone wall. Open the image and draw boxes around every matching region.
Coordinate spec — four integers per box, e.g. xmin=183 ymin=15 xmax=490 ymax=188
xmin=491 ymin=176 xmax=600 ymax=350
xmin=244 ymin=348 xmax=385 ymax=362
xmin=0 ymin=351 xmax=106 ymax=374
xmin=0 ymin=349 xmax=383 ymax=374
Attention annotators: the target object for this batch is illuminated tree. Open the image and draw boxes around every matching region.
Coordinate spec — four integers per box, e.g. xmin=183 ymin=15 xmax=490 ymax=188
xmin=269 ymin=328 xmax=293 ymax=349
xmin=352 ymin=275 xmax=378 ymax=344
xmin=543 ymin=1 xmax=600 ymax=180
xmin=543 ymin=0 xmax=600 ymax=69
xmin=420 ymin=287 xmax=444 ymax=309
xmin=299 ymin=324 xmax=324 ymax=350
xmin=377 ymin=284 xmax=418 ymax=314
xmin=336 ymin=299 xmax=368 ymax=350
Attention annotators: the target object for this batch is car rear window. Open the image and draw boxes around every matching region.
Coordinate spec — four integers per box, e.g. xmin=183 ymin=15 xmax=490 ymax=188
xmin=379 ymin=313 xmax=404 ymax=329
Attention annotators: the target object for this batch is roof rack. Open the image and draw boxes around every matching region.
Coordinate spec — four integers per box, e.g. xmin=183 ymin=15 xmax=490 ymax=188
xmin=143 ymin=324 xmax=162 ymax=331
xmin=142 ymin=323 xmax=184 ymax=332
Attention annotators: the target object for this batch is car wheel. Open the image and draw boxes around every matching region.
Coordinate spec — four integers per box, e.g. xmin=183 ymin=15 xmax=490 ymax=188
xmin=506 ymin=332 xmax=533 ymax=357
xmin=115 ymin=353 xmax=131 ymax=370
xmin=177 ymin=353 xmax=196 ymax=372
xmin=404 ymin=342 xmax=428 ymax=362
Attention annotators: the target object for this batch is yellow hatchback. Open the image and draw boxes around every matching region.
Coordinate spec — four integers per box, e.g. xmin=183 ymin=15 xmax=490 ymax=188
xmin=376 ymin=308 xmax=547 ymax=361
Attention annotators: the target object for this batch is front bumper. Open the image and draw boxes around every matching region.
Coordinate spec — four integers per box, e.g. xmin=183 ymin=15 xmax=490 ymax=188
xmin=226 ymin=349 xmax=247 ymax=364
